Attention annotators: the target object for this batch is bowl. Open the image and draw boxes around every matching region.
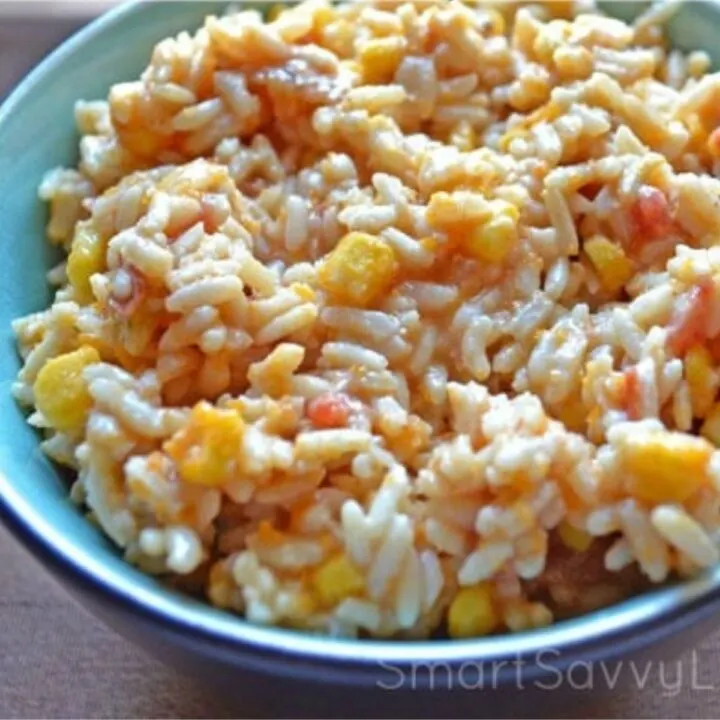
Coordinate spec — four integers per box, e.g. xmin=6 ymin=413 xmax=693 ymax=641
xmin=3 ymin=0 xmax=720 ymax=707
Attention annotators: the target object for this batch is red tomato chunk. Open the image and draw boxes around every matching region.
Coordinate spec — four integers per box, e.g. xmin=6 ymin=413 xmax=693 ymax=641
xmin=307 ymin=392 xmax=352 ymax=429
xmin=628 ymin=185 xmax=673 ymax=250
xmin=623 ymin=366 xmax=642 ymax=421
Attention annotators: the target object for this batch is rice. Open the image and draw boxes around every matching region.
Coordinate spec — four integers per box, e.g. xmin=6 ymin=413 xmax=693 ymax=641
xmin=15 ymin=0 xmax=720 ymax=641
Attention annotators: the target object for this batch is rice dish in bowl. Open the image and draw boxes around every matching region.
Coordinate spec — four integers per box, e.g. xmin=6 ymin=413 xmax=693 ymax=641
xmin=13 ymin=0 xmax=720 ymax=641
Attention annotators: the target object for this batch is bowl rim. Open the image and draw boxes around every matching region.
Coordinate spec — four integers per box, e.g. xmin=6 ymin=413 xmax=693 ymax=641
xmin=3 ymin=0 xmax=720 ymax=687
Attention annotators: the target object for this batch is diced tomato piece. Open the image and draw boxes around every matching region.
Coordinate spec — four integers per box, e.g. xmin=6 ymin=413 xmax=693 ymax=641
xmin=667 ymin=279 xmax=715 ymax=357
xmin=623 ymin=366 xmax=642 ymax=421
xmin=628 ymin=185 xmax=673 ymax=252
xmin=307 ymin=392 xmax=351 ymax=429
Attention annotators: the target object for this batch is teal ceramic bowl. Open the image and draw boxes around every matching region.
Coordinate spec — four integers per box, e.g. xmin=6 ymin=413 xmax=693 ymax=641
xmin=4 ymin=0 xmax=720 ymax=702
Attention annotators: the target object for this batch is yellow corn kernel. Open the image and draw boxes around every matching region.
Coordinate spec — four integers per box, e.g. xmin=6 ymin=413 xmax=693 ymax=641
xmin=118 ymin=127 xmax=170 ymax=160
xmin=686 ymin=345 xmax=717 ymax=419
xmin=359 ymin=37 xmax=405 ymax=85
xmin=164 ymin=402 xmax=245 ymax=487
xmin=427 ymin=191 xmax=489 ymax=230
xmin=448 ymin=583 xmax=499 ymax=639
xmin=622 ymin=431 xmax=712 ymax=504
xmin=290 ymin=282 xmax=316 ymax=303
xmin=449 ymin=121 xmax=476 ymax=152
xmin=312 ymin=4 xmax=335 ymax=31
xmin=557 ymin=521 xmax=593 ymax=553
xmin=67 ymin=223 xmax=106 ymax=305
xmin=584 ymin=235 xmax=633 ymax=295
xmin=702 ymin=403 xmax=720 ymax=446
xmin=311 ymin=553 xmax=365 ymax=607
xmin=33 ymin=346 xmax=101 ymax=434
xmin=317 ymin=232 xmax=396 ymax=307
xmin=486 ymin=9 xmax=505 ymax=35
xmin=555 ymin=393 xmax=586 ymax=433
xmin=465 ymin=201 xmax=519 ymax=263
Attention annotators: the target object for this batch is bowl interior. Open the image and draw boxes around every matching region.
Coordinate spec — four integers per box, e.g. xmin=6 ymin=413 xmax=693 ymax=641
xmin=3 ymin=0 xmax=720 ymax=668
